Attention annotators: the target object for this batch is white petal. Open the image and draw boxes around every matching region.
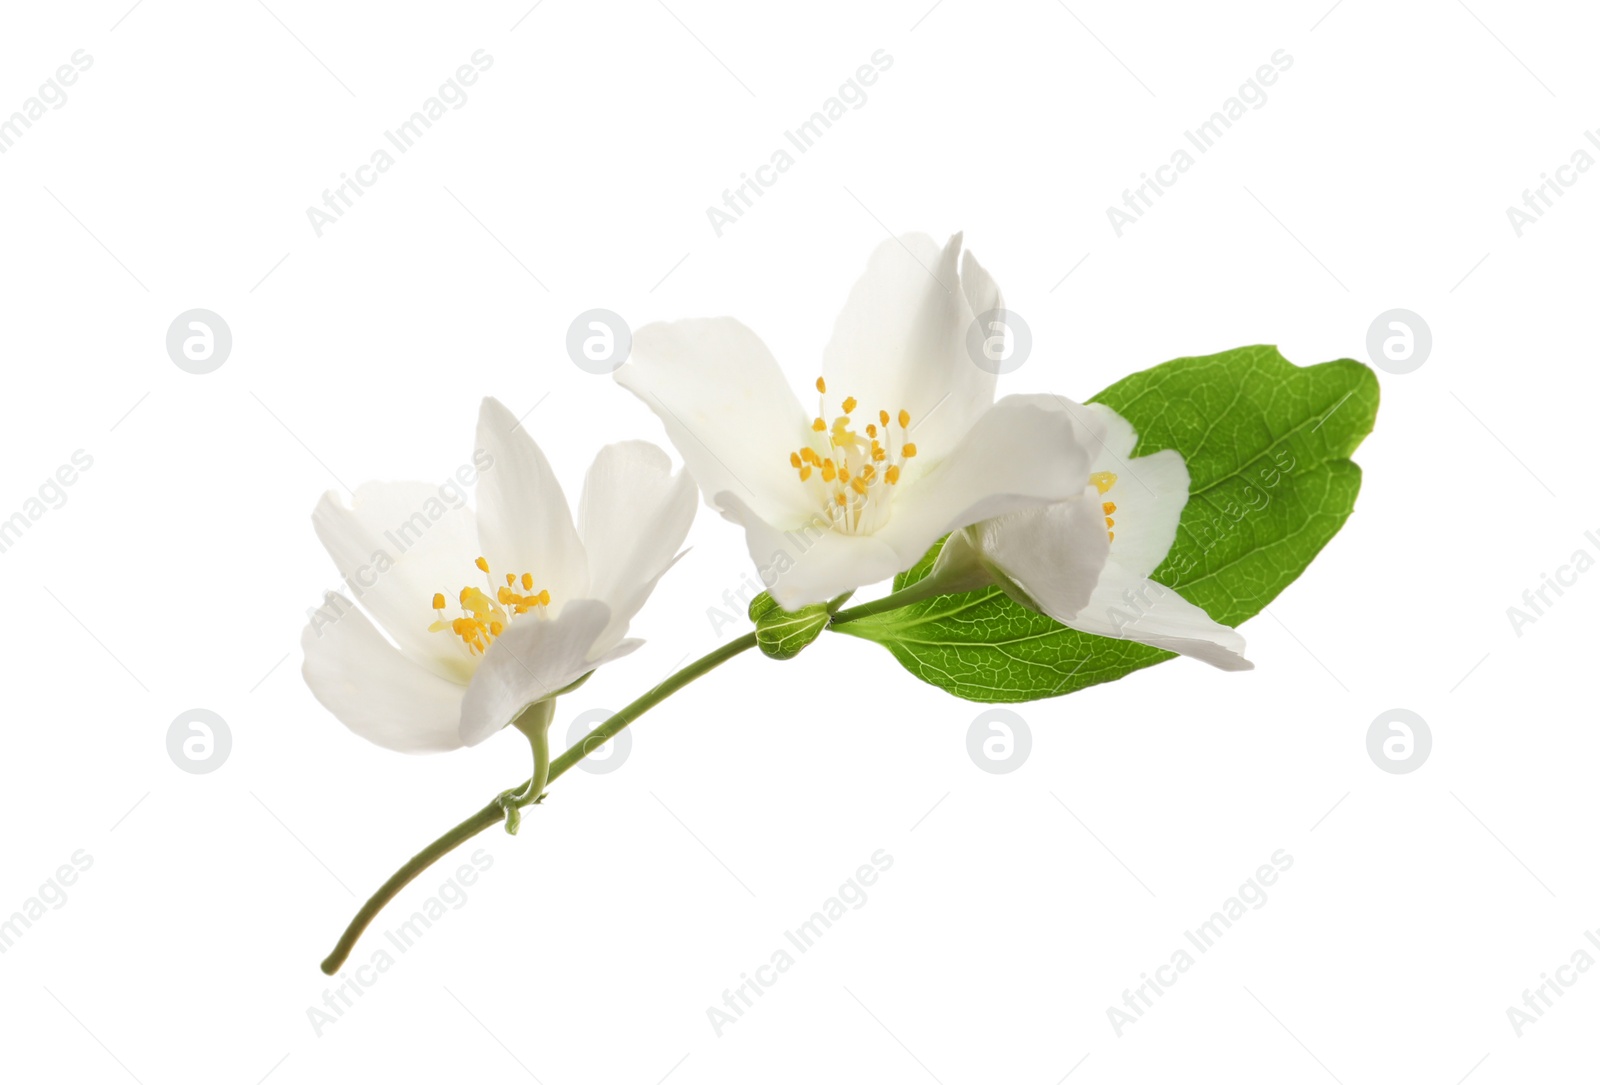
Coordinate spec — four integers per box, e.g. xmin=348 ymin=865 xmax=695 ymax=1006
xmin=1101 ymin=448 xmax=1188 ymax=581
xmin=871 ymin=394 xmax=1092 ymax=569
xmin=578 ymin=440 xmax=698 ymax=649
xmin=1056 ymin=396 xmax=1115 ymax=455
xmin=474 ymin=398 xmax=589 ymax=608
xmin=956 ymin=488 xmax=1112 ymax=622
xmin=959 ymin=247 xmax=1004 ymax=332
xmin=615 ymin=318 xmax=816 ymax=527
xmin=1066 ymin=574 xmax=1252 ymax=671
xmin=1084 ymin=400 xmax=1139 ymax=462
xmin=311 ymin=482 xmax=480 ymax=681
xmin=714 ymin=491 xmax=903 ymax=611
xmin=915 ymin=530 xmax=995 ymax=596
xmin=301 ymin=593 xmax=468 ymax=753
xmin=1076 ymin=403 xmax=1188 ymax=580
xmin=820 ymin=233 xmax=1000 ymax=469
xmin=457 ymin=599 xmax=641 ymax=746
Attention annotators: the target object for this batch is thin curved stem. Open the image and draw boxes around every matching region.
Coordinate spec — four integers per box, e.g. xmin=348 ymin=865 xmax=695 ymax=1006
xmin=500 ymin=700 xmax=556 ymax=834
xmin=828 ymin=576 xmax=952 ymax=626
xmin=319 ymin=632 xmax=758 ymax=975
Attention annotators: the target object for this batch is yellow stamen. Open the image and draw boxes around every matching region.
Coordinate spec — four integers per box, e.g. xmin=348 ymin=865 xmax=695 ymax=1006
xmin=432 ymin=559 xmax=549 ymax=655
xmin=816 ymin=376 xmax=827 ymax=393
xmin=1090 ymin=477 xmax=1119 ymax=543
xmin=782 ymin=395 xmax=924 ymax=534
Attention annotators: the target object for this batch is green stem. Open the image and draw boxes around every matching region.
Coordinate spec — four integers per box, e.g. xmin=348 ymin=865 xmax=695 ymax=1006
xmin=500 ymin=700 xmax=556 ymax=833
xmin=319 ymin=631 xmax=759 ymax=975
xmin=828 ymin=576 xmax=952 ymax=625
xmin=529 ymin=733 xmax=550 ymax=802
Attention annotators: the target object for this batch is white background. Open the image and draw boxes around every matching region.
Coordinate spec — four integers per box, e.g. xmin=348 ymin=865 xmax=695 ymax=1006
xmin=0 ymin=0 xmax=1595 ymax=1081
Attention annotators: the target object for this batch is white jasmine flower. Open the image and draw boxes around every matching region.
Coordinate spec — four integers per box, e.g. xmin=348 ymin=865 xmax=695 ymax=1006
xmin=931 ymin=402 xmax=1252 ymax=670
xmin=301 ymin=398 xmax=696 ymax=752
xmin=615 ymin=232 xmax=1091 ymax=610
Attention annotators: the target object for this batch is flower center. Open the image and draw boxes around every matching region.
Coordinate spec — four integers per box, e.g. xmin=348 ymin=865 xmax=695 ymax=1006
xmin=786 ymin=376 xmax=919 ymax=535
xmin=428 ymin=556 xmax=550 ymax=656
xmin=1091 ymin=471 xmax=1118 ymax=542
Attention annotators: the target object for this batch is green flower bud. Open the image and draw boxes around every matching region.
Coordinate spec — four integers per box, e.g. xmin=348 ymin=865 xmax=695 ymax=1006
xmin=747 ymin=590 xmax=782 ymax=624
xmin=750 ymin=592 xmax=830 ymax=660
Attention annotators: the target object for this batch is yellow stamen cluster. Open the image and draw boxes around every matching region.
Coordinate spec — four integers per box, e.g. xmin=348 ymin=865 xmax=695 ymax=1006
xmin=1091 ymin=471 xmax=1118 ymax=542
xmin=429 ymin=556 xmax=549 ymax=655
xmin=788 ymin=377 xmax=919 ymax=534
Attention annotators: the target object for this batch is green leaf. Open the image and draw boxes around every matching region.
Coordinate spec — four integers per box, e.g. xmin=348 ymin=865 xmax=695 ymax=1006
xmin=833 ymin=345 xmax=1379 ymax=702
